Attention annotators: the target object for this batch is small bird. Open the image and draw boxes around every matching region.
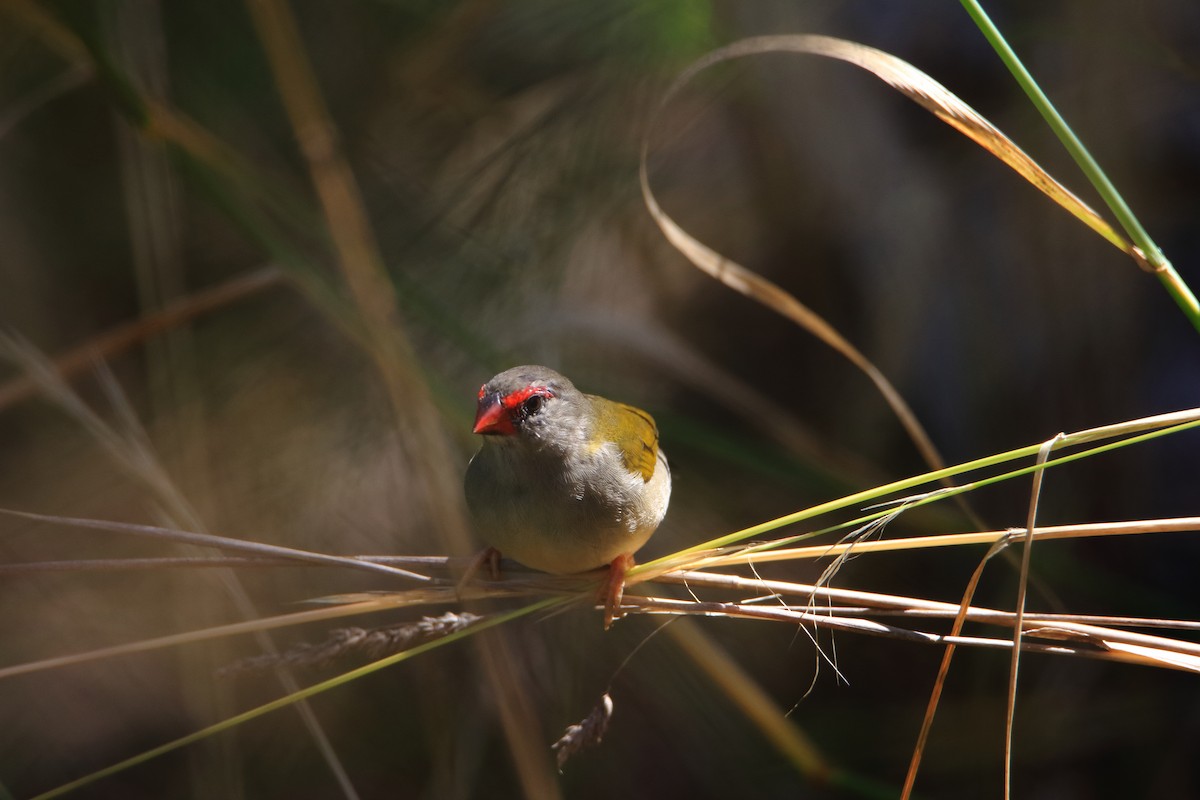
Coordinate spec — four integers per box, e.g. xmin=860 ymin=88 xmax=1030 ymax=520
xmin=464 ymin=365 xmax=671 ymax=627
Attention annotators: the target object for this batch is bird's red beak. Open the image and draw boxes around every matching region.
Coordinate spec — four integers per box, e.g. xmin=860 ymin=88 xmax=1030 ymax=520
xmin=473 ymin=392 xmax=515 ymax=436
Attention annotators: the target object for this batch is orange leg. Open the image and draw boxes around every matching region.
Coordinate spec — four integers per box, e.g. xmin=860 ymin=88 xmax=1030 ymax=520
xmin=457 ymin=546 xmax=502 ymax=597
xmin=603 ymin=553 xmax=635 ymax=629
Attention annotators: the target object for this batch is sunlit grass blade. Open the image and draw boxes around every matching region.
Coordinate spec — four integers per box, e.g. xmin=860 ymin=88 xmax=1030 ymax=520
xmin=700 ymin=517 xmax=1200 ymax=568
xmin=1102 ymin=642 xmax=1200 ymax=673
xmin=634 ymin=408 xmax=1200 ymax=576
xmin=644 ymin=33 xmax=1153 ymax=270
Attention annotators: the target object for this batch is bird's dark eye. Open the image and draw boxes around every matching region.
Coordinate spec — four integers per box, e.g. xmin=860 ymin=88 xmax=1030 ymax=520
xmin=521 ymin=394 xmax=545 ymax=416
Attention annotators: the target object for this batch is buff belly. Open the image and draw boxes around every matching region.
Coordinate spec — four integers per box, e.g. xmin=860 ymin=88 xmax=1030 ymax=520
xmin=465 ymin=443 xmax=670 ymax=574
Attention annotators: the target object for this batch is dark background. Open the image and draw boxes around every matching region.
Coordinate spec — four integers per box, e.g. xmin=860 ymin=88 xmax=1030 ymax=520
xmin=1 ymin=2 xmax=1198 ymax=798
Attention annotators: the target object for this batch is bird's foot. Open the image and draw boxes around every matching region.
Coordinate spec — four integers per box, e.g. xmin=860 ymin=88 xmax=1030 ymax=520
xmin=602 ymin=553 xmax=635 ymax=630
xmin=457 ymin=547 xmax=502 ymax=598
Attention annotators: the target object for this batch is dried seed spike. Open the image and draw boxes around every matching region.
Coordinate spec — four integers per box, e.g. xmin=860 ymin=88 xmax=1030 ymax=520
xmin=552 ymin=692 xmax=615 ymax=770
xmin=218 ymin=611 xmax=482 ymax=676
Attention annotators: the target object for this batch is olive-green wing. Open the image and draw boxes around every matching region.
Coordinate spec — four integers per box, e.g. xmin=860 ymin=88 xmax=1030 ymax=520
xmin=592 ymin=398 xmax=659 ymax=483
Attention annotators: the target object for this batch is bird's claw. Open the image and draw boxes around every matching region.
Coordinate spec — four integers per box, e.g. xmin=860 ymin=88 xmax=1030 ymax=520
xmin=602 ymin=553 xmax=635 ymax=630
xmin=457 ymin=547 xmax=502 ymax=598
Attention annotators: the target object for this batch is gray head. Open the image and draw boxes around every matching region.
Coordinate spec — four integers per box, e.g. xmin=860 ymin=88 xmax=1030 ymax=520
xmin=472 ymin=365 xmax=588 ymax=446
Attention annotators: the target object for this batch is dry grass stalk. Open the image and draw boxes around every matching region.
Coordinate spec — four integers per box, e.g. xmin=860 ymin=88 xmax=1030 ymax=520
xmin=0 ymin=267 xmax=283 ymax=413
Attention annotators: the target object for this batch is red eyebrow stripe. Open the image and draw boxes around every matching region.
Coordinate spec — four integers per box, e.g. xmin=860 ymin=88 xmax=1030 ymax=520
xmin=500 ymin=385 xmax=555 ymax=410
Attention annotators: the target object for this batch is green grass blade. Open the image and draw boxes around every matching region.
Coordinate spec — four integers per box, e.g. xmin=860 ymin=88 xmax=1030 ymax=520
xmin=30 ymin=597 xmax=565 ymax=800
xmin=960 ymin=0 xmax=1200 ymax=333
xmin=637 ymin=410 xmax=1200 ymax=570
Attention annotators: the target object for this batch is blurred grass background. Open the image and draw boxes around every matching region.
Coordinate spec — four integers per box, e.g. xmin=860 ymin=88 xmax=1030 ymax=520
xmin=1 ymin=1 xmax=1198 ymax=798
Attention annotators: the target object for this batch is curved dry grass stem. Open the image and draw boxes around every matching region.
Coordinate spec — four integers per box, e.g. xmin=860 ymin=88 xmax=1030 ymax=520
xmin=638 ymin=33 xmax=1167 ymax=534
xmin=638 ymin=36 xmax=980 ymax=504
xmin=646 ymin=35 xmax=1137 ymax=255
xmin=639 ymin=153 xmax=950 ymax=493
